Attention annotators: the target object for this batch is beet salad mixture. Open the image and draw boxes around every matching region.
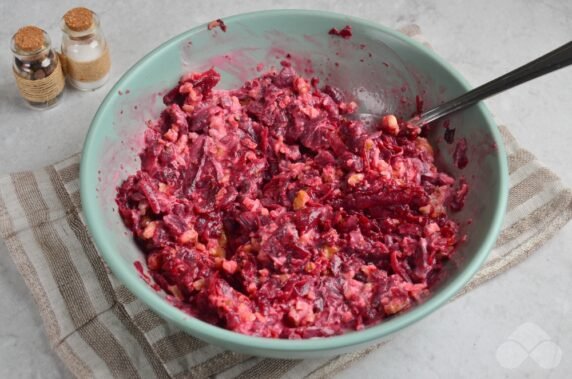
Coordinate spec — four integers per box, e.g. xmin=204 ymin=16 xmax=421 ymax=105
xmin=116 ymin=66 xmax=468 ymax=338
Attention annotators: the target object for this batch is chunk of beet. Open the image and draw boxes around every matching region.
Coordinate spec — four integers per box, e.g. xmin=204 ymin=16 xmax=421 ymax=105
xmin=323 ymin=85 xmax=345 ymax=103
xmin=180 ymin=68 xmax=221 ymax=97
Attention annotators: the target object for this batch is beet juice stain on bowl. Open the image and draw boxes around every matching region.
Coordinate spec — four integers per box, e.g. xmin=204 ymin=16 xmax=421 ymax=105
xmin=328 ymin=25 xmax=353 ymax=39
xmin=116 ymin=63 xmax=469 ymax=339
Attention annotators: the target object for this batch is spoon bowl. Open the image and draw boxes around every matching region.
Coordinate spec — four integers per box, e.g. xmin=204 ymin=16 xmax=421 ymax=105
xmin=359 ymin=41 xmax=572 ymax=127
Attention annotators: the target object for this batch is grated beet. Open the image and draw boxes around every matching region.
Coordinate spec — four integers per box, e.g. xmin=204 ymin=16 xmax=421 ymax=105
xmin=116 ymin=67 xmax=466 ymax=338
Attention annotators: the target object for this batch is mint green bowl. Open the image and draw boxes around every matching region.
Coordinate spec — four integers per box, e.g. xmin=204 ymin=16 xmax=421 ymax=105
xmin=81 ymin=10 xmax=508 ymax=358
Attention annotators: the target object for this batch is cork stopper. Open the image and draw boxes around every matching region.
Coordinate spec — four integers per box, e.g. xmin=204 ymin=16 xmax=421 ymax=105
xmin=13 ymin=26 xmax=45 ymax=52
xmin=64 ymin=7 xmax=94 ymax=32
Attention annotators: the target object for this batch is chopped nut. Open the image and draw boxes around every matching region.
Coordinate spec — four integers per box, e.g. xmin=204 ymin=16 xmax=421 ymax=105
xmin=346 ymin=101 xmax=357 ymax=113
xmin=241 ymin=243 xmax=253 ymax=254
xmin=207 ymin=19 xmax=227 ymax=32
xmin=158 ymin=182 xmax=169 ymax=193
xmin=383 ymin=297 xmax=410 ymax=315
xmin=419 ymin=204 xmax=432 ymax=215
xmin=293 ymin=190 xmax=310 ymax=210
xmin=214 ymin=145 xmax=226 ymax=158
xmin=213 ymin=257 xmax=223 ymax=268
xmin=347 ymin=173 xmax=364 ymax=186
xmin=192 ymin=278 xmax=205 ymax=290
xmin=168 ymin=284 xmax=184 ymax=300
xmin=182 ymin=103 xmax=195 ymax=113
xmin=415 ymin=137 xmax=434 ymax=156
xmin=424 ymin=222 xmax=440 ymax=235
xmin=222 ymin=260 xmax=238 ymax=274
xmin=381 ymin=114 xmax=399 ymax=135
xmin=147 ymin=253 xmax=161 ymax=270
xmin=218 ymin=232 xmax=228 ymax=248
xmin=301 ymin=105 xmax=320 ymax=119
xmin=163 ymin=128 xmax=178 ymax=142
xmin=364 ymin=139 xmax=375 ymax=151
xmin=211 ymin=245 xmax=226 ymax=258
xmin=179 ymin=229 xmax=197 ymax=244
xmin=305 ymin=262 xmax=316 ymax=272
xmin=141 ymin=222 xmax=156 ymax=239
xmin=323 ymin=245 xmax=338 ymax=259
xmin=360 ymin=264 xmax=376 ymax=276
xmin=258 ymin=268 xmax=269 ymax=277
xmin=247 ymin=282 xmax=258 ymax=293
xmin=238 ymin=303 xmax=256 ymax=322
xmin=294 ymin=77 xmax=310 ymax=94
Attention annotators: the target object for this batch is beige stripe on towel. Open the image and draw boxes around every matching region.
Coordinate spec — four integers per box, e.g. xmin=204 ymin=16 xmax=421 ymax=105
xmin=12 ymin=172 xmax=140 ymax=378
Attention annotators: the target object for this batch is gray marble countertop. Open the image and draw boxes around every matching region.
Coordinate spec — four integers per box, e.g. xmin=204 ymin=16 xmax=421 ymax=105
xmin=1 ymin=1 xmax=571 ymax=378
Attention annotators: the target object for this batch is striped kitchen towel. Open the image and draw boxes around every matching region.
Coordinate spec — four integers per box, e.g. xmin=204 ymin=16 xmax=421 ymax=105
xmin=1 ymin=27 xmax=572 ymax=379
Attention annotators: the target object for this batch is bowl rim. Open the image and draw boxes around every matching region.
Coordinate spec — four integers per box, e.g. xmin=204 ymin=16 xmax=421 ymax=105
xmin=80 ymin=9 xmax=509 ymax=354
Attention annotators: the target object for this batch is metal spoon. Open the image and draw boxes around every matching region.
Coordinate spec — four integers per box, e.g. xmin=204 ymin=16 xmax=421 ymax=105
xmin=360 ymin=41 xmax=572 ymax=127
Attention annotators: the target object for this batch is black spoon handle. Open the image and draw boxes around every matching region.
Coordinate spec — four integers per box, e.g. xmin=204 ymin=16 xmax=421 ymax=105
xmin=414 ymin=41 xmax=572 ymax=126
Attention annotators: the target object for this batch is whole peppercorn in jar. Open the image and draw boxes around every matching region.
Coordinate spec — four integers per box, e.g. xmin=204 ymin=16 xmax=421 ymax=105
xmin=11 ymin=26 xmax=65 ymax=110
xmin=60 ymin=7 xmax=111 ymax=91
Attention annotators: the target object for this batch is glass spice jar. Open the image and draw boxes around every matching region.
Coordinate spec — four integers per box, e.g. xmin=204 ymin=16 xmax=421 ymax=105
xmin=60 ymin=7 xmax=111 ymax=91
xmin=11 ymin=26 xmax=65 ymax=110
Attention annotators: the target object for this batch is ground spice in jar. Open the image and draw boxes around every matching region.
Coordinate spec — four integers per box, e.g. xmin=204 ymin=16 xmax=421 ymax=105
xmin=11 ymin=26 xmax=65 ymax=109
xmin=60 ymin=7 xmax=111 ymax=91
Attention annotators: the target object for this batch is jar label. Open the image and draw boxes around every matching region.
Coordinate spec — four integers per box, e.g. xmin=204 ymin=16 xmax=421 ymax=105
xmin=13 ymin=59 xmax=65 ymax=103
xmin=62 ymin=45 xmax=111 ymax=83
